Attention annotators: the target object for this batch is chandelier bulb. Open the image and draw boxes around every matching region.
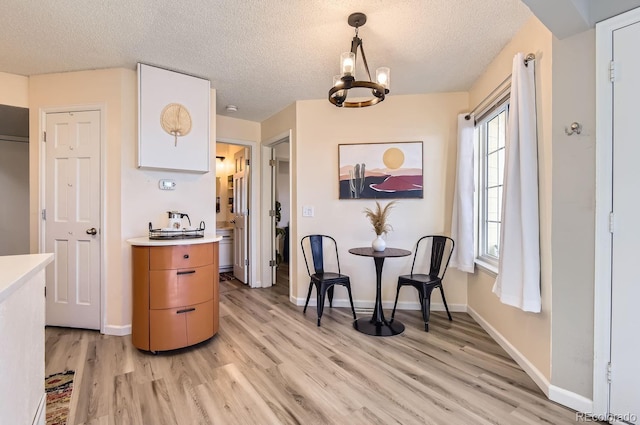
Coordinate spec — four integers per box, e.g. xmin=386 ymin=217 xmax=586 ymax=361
xmin=341 ymin=52 xmax=355 ymax=76
xmin=376 ymin=67 xmax=390 ymax=90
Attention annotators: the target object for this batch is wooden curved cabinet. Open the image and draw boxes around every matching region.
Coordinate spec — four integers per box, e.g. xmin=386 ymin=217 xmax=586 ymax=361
xmin=131 ymin=241 xmax=219 ymax=352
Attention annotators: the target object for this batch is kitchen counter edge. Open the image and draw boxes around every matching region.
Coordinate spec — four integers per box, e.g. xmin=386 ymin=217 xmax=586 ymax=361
xmin=0 ymin=253 xmax=54 ymax=304
xmin=127 ymin=234 xmax=222 ymax=246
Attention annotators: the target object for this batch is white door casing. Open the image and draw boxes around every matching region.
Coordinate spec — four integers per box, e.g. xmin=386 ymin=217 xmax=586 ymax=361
xmin=269 ymin=147 xmax=276 ymax=286
xmin=609 ymin=19 xmax=640 ymax=422
xmin=261 ymin=132 xmax=292 ymax=293
xmin=44 ymin=110 xmax=101 ymax=330
xmin=595 ymin=8 xmax=640 ymax=421
xmin=233 ymin=147 xmax=249 ymax=283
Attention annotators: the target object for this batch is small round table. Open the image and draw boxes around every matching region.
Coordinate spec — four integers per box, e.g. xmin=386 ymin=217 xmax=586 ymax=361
xmin=349 ymin=247 xmax=411 ymax=336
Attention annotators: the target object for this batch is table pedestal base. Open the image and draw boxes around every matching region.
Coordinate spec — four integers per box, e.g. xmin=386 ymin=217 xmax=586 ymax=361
xmin=353 ymin=318 xmax=405 ymax=336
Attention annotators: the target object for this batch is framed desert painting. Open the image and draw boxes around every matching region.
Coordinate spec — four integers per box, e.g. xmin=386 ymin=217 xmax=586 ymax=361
xmin=338 ymin=141 xmax=423 ymax=199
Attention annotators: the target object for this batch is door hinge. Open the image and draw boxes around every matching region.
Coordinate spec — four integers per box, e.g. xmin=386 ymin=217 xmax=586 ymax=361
xmin=43 ymin=131 xmax=47 ymax=142
xmin=609 ymin=212 xmax=615 ymax=233
xmin=607 ymin=362 xmax=612 ymax=384
xmin=246 ymin=159 xmax=250 ymax=166
xmin=44 ymin=287 xmax=46 ymax=298
xmin=269 ymin=260 xmax=277 ymax=267
xmin=41 ymin=209 xmax=46 ymax=220
xmin=269 ymin=209 xmax=276 ymax=217
xmin=245 ymin=259 xmax=249 ymax=266
xmin=609 ymin=60 xmax=616 ymax=83
xmin=269 ymin=159 xmax=276 ymax=167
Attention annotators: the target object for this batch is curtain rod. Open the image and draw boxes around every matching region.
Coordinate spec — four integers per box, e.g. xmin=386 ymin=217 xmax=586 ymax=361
xmin=465 ymin=53 xmax=535 ymax=121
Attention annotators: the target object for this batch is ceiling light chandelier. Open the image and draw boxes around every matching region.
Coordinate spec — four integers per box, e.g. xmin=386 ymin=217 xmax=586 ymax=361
xmin=329 ymin=12 xmax=390 ymax=108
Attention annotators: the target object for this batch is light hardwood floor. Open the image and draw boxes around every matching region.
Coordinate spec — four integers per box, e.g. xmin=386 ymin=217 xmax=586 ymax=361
xmin=46 ymin=278 xmax=582 ymax=425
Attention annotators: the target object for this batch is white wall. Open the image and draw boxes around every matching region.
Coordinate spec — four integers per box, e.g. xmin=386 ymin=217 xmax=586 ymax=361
xmin=120 ymin=82 xmax=218 ymax=328
xmin=293 ymin=93 xmax=469 ymax=309
xmin=28 ymin=68 xmax=218 ymax=330
xmin=262 ymin=103 xmax=297 ymax=294
xmin=0 ymin=140 xmax=29 ymax=255
xmin=467 ymin=16 xmax=554 ymax=389
xmin=29 ymin=69 xmax=130 ymax=328
xmin=0 ymin=72 xmax=29 ymax=108
xmin=551 ymin=28 xmax=596 ymax=399
xmin=0 ymin=73 xmax=30 ymax=256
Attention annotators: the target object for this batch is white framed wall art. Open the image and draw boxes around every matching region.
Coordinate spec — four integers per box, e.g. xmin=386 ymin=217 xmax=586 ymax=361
xmin=137 ymin=63 xmax=210 ymax=173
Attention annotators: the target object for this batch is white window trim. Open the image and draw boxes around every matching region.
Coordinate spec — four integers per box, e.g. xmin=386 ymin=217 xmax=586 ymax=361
xmin=474 ymin=99 xmax=509 ymax=275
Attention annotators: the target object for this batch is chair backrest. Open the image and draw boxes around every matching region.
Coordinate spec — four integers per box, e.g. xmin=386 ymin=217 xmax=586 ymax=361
xmin=300 ymin=234 xmax=341 ymax=276
xmin=410 ymin=235 xmax=455 ymax=280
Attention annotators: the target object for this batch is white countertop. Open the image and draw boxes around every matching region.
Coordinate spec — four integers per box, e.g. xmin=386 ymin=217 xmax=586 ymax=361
xmin=0 ymin=253 xmax=54 ymax=304
xmin=127 ymin=234 xmax=222 ymax=246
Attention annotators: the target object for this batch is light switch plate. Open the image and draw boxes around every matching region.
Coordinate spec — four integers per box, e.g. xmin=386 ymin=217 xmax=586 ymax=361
xmin=302 ymin=206 xmax=314 ymax=217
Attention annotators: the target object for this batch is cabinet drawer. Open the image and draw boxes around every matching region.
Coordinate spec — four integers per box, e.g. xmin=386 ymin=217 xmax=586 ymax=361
xmin=149 ymin=264 xmax=213 ymax=309
xmin=187 ymin=299 xmax=214 ymax=345
xmin=149 ymin=308 xmax=188 ymax=352
xmin=149 ymin=300 xmax=214 ymax=351
xmin=149 ymin=243 xmax=213 ymax=270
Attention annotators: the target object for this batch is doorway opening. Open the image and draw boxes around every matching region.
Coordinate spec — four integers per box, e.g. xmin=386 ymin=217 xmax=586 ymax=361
xmin=0 ymin=104 xmax=29 ymax=256
xmin=274 ymin=148 xmax=290 ymax=289
xmin=216 ymin=141 xmax=253 ymax=285
xmin=262 ymin=133 xmax=291 ymax=295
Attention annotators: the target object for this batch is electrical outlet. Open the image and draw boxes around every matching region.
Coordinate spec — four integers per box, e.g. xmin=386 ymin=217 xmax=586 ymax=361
xmin=302 ymin=206 xmax=314 ymax=217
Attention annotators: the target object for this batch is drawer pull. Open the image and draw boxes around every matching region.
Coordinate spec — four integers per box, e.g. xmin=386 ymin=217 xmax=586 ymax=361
xmin=176 ymin=307 xmax=196 ymax=314
xmin=183 ymin=254 xmax=190 ymax=259
xmin=177 ymin=270 xmax=196 ymax=275
xmin=222 ymin=235 xmax=231 ymax=239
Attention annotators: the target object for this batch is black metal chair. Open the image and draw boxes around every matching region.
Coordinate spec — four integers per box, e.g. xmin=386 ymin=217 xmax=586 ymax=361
xmin=301 ymin=234 xmax=357 ymax=326
xmin=391 ymin=235 xmax=455 ymax=331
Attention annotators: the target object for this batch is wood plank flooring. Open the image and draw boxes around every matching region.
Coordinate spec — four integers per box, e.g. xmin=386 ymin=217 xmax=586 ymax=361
xmin=46 ymin=278 xmax=582 ymax=425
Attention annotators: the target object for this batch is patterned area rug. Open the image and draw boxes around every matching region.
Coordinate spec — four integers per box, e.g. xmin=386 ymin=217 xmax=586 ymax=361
xmin=219 ymin=272 xmax=235 ymax=281
xmin=45 ymin=370 xmax=75 ymax=425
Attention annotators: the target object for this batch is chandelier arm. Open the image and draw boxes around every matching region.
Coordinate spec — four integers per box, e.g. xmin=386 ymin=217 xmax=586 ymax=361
xmin=358 ymin=40 xmax=374 ymax=82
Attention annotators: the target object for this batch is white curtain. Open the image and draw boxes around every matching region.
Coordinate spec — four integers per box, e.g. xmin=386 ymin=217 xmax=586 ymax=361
xmin=492 ymin=52 xmax=541 ymax=313
xmin=450 ymin=114 xmax=475 ymax=273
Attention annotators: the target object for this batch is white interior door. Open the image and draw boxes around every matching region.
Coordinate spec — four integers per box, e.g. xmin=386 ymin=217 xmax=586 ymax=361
xmin=233 ymin=148 xmax=249 ymax=283
xmin=44 ymin=110 xmax=101 ymax=330
xmin=610 ymin=20 xmax=640 ymax=422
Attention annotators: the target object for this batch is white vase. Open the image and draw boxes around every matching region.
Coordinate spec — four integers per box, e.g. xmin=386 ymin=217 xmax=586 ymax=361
xmin=372 ymin=234 xmax=386 ymax=252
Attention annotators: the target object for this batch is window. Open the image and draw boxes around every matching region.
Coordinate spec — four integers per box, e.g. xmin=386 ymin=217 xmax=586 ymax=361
xmin=476 ymin=100 xmax=508 ymax=268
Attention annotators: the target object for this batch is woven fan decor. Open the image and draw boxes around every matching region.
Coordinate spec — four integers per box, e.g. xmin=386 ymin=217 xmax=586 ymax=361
xmin=160 ymin=103 xmax=192 ymax=146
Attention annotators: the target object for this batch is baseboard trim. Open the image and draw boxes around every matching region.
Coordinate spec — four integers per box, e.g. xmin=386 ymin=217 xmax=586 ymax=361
xmin=103 ymin=324 xmax=131 ymax=336
xmin=467 ymin=306 xmax=551 ymax=397
xmin=391 ymin=300 xmax=467 ymax=313
xmin=549 ymin=385 xmax=593 ymax=415
xmin=468 ymin=307 xmax=596 ymax=413
xmin=293 ymin=297 xmax=466 ymax=313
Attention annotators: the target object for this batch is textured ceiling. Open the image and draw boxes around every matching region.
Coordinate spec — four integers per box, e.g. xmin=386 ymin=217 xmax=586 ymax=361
xmin=0 ymin=0 xmax=532 ymax=122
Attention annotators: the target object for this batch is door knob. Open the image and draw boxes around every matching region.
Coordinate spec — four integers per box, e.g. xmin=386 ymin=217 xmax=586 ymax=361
xmin=86 ymin=227 xmax=98 ymax=235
